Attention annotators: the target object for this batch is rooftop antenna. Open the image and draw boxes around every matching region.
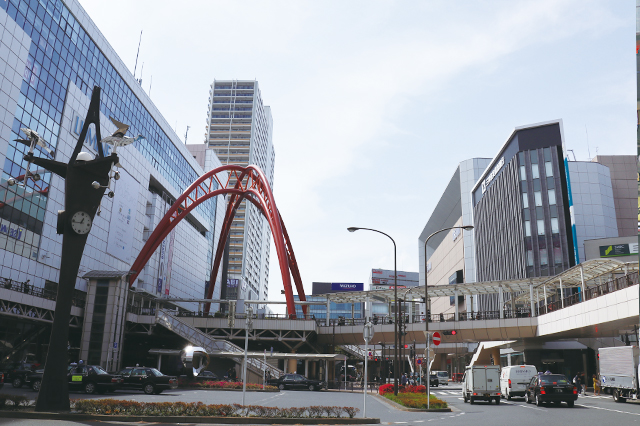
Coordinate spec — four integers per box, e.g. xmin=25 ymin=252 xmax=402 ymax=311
xmin=133 ymin=30 xmax=142 ymax=78
xmin=585 ymin=125 xmax=591 ymax=160
xmin=138 ymin=62 xmax=144 ymax=85
xmin=149 ymin=75 xmax=152 ymax=97
xmin=184 ymin=126 xmax=191 ymax=144
xmin=567 ymin=149 xmax=577 ymax=161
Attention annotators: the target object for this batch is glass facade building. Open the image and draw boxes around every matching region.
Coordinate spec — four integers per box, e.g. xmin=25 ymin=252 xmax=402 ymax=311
xmin=0 ymin=0 xmax=219 ymax=300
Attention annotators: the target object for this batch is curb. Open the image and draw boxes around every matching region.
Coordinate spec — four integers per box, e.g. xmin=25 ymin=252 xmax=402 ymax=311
xmin=182 ymin=387 xmax=280 ymax=392
xmin=0 ymin=411 xmax=380 ymax=424
xmin=372 ymin=393 xmax=452 ymax=412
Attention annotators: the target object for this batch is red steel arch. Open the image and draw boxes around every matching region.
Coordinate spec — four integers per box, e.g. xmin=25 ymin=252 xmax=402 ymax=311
xmin=128 ymin=164 xmax=307 ymax=317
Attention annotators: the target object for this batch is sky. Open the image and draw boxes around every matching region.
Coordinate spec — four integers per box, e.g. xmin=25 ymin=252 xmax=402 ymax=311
xmin=78 ymin=0 xmax=635 ymax=313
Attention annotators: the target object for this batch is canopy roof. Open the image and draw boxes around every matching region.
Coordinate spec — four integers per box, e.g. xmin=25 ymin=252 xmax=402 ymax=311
xmin=322 ymin=259 xmax=637 ymax=305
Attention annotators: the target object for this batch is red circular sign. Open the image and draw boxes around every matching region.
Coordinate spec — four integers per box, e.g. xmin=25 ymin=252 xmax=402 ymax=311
xmin=432 ymin=332 xmax=441 ymax=346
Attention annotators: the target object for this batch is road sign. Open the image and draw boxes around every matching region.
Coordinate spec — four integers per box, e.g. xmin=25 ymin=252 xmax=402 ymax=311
xmin=432 ymin=331 xmax=441 ymax=346
xmin=417 ymin=359 xmax=422 ymax=364
xmin=363 ymin=322 xmax=374 ymax=343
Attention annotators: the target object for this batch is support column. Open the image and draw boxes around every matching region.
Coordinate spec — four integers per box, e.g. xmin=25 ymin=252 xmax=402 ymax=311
xmin=326 ymin=299 xmax=331 ymax=326
xmin=305 ymin=359 xmax=309 ymax=377
xmin=454 ymin=288 xmax=459 ymax=320
xmin=529 ymin=282 xmax=535 ymax=317
xmin=157 ymin=355 xmax=162 ymax=371
xmin=543 ymin=285 xmax=548 ymax=313
xmin=498 ymin=286 xmax=504 ymax=319
xmin=491 ymin=347 xmax=501 ymax=366
xmin=559 ymin=277 xmax=564 ymax=308
xmin=580 ymin=266 xmax=586 ymax=300
xmin=310 ymin=361 xmax=317 ymax=379
xmin=536 ymin=288 xmax=540 ymax=316
xmin=288 ymin=354 xmax=297 ymax=374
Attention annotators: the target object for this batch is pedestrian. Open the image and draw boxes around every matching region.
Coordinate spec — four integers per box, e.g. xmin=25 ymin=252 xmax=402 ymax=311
xmin=581 ymin=372 xmax=587 ymax=395
xmin=573 ymin=372 xmax=581 ymax=394
xmin=401 ymin=373 xmax=407 ymax=386
xmin=593 ymin=374 xmax=601 ymax=396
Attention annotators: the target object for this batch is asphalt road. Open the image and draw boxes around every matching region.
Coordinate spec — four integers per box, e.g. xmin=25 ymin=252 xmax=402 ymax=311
xmin=1 ymin=384 xmax=639 ymax=425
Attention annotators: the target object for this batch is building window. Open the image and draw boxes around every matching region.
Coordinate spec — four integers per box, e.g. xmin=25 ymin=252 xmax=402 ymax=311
xmin=540 ymin=248 xmax=548 ymax=266
xmin=520 ymin=165 xmax=527 ymax=181
xmin=548 ymin=189 xmax=556 ymax=205
xmin=537 ymin=219 xmax=545 ymax=235
xmin=551 ymin=217 xmax=559 ymax=234
xmin=545 ymin=162 xmax=553 ymax=177
xmin=522 ymin=193 xmax=529 ymax=208
xmin=534 ymin=191 xmax=542 ymax=207
xmin=532 ymin=164 xmax=540 ymax=179
xmin=525 ymin=221 xmax=531 ymax=237
xmin=526 ymin=250 xmax=534 ymax=266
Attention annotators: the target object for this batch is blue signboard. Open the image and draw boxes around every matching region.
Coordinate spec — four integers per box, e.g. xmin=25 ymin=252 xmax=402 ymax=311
xmin=331 ymin=283 xmax=364 ymax=292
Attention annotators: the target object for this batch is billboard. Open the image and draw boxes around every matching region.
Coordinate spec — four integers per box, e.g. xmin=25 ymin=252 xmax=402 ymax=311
xmin=331 ymin=283 xmax=363 ymax=292
xmin=599 ymin=243 xmax=639 ymax=258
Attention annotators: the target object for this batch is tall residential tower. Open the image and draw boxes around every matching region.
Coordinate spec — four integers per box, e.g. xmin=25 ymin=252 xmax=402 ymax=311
xmin=204 ymin=80 xmax=275 ymax=307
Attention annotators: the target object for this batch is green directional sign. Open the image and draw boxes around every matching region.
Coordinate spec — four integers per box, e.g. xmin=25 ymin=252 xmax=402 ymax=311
xmin=599 ymin=244 xmax=638 ymax=258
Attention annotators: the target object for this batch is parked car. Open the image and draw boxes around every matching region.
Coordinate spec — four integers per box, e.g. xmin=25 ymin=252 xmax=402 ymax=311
xmin=451 ymin=373 xmax=464 ymax=382
xmin=195 ymin=370 xmax=218 ymax=380
xmin=500 ymin=365 xmax=538 ymax=400
xmin=2 ymin=361 xmax=39 ymax=388
xmin=267 ymin=373 xmax=325 ymax=391
xmin=116 ymin=367 xmax=178 ymax=394
xmin=429 ymin=374 xmax=439 ymax=387
xmin=30 ymin=364 xmax=122 ymax=394
xmin=524 ymin=373 xmax=577 ymax=407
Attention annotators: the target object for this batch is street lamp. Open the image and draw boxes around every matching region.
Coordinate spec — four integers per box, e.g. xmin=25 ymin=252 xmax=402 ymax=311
xmin=348 ymin=226 xmax=400 ymax=396
xmin=423 ymin=225 xmax=473 ymax=402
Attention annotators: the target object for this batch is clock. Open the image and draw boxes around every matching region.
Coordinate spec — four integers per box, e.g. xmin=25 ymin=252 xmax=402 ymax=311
xmin=70 ymin=211 xmax=92 ymax=235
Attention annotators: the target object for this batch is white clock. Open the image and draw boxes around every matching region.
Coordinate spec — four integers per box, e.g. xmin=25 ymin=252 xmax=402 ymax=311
xmin=70 ymin=211 xmax=92 ymax=235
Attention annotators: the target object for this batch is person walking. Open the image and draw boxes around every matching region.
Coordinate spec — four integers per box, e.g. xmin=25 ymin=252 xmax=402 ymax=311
xmin=401 ymin=373 xmax=407 ymax=386
xmin=581 ymin=372 xmax=587 ymax=395
xmin=573 ymin=373 xmax=581 ymax=394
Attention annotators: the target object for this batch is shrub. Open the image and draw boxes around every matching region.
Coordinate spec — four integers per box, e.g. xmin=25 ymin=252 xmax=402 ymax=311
xmin=384 ymin=393 xmax=448 ymax=410
xmin=378 ymin=383 xmax=395 ymax=395
xmin=344 ymin=407 xmax=360 ymax=418
xmin=307 ymin=406 xmax=324 ymax=418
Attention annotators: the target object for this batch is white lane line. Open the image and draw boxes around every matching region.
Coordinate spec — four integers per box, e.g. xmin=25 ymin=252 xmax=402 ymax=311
xmin=394 ymin=422 xmax=407 ymax=424
xmin=576 ymin=404 xmax=640 ymax=416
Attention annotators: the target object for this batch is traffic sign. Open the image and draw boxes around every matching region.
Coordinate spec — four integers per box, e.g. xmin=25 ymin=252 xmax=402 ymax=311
xmin=432 ymin=331 xmax=441 ymax=346
xmin=417 ymin=359 xmax=422 ymax=364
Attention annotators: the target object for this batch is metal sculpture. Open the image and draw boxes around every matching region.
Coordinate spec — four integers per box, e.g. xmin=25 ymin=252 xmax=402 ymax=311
xmin=128 ymin=164 xmax=307 ymax=317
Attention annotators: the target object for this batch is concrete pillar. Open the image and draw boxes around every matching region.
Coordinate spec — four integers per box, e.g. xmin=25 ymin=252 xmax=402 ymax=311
xmin=288 ymin=357 xmax=297 ymax=374
xmin=536 ymin=288 xmax=540 ymax=316
xmin=543 ymin=285 xmax=548 ymax=313
xmin=326 ymin=299 xmax=331 ymax=326
xmin=310 ymin=361 xmax=317 ymax=379
xmin=559 ymin=277 xmax=564 ymax=308
xmin=499 ymin=286 xmax=504 ymax=319
xmin=507 ymin=353 xmax=512 ymax=366
xmin=580 ymin=266 xmax=586 ymax=300
xmin=304 ymin=359 xmax=309 ymax=377
xmin=491 ymin=347 xmax=501 ymax=366
xmin=157 ymin=355 xmax=162 ymax=371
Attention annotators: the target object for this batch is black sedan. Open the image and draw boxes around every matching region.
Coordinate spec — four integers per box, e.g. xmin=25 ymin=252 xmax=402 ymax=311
xmin=2 ymin=361 xmax=39 ymax=388
xmin=524 ymin=374 xmax=577 ymax=407
xmin=116 ymin=367 xmax=178 ymax=394
xmin=30 ymin=364 xmax=122 ymax=394
xmin=429 ymin=374 xmax=439 ymax=387
xmin=267 ymin=374 xmax=325 ymax=391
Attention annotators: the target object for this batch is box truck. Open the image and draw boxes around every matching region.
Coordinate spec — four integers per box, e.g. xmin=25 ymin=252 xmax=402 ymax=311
xmin=462 ymin=365 xmax=501 ymax=404
xmin=599 ymin=346 xmax=639 ymax=403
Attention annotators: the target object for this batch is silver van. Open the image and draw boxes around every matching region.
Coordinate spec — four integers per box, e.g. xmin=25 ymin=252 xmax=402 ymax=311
xmin=432 ymin=370 xmax=449 ymax=385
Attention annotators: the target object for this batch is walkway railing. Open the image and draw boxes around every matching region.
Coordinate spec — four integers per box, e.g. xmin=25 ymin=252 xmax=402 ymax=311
xmin=541 ymin=271 xmax=638 ymax=314
xmin=0 ymin=277 xmax=85 ymax=308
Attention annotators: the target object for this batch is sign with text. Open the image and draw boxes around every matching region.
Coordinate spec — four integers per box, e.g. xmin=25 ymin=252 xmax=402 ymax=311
xmin=331 ymin=283 xmax=363 ymax=292
xmin=599 ymin=243 xmax=639 ymax=258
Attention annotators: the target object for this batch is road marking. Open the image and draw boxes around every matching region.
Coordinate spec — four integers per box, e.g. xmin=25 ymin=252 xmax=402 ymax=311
xmin=576 ymin=404 xmax=640 ymax=416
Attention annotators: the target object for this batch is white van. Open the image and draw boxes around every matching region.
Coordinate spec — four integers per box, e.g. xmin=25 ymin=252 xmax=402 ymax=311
xmin=432 ymin=370 xmax=449 ymax=385
xmin=500 ymin=365 xmax=538 ymax=400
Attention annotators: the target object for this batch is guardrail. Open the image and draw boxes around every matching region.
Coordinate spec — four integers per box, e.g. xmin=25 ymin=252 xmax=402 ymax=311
xmin=0 ymin=277 xmax=85 ymax=308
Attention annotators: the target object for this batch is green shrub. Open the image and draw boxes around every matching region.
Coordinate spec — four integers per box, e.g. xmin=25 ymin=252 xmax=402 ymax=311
xmin=384 ymin=393 xmax=448 ymax=409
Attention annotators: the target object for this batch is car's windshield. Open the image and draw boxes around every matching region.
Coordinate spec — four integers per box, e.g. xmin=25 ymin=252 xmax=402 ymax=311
xmin=540 ymin=375 xmax=568 ymax=385
xmin=437 ymin=372 xmax=448 ymax=377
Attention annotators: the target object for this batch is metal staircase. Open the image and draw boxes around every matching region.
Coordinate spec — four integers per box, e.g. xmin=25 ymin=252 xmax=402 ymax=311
xmin=155 ymin=309 xmax=283 ymax=378
xmin=339 ymin=345 xmax=367 ymax=360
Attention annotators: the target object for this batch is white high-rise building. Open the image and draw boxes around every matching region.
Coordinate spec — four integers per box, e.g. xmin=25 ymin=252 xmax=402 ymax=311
xmin=203 ymin=80 xmax=275 ymax=306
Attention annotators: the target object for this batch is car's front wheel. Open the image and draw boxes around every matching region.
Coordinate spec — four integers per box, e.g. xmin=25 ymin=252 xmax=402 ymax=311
xmin=84 ymin=382 xmax=96 ymax=394
xmin=12 ymin=377 xmax=23 ymax=388
xmin=143 ymin=383 xmax=156 ymax=395
xmin=308 ymin=384 xmax=315 ymax=391
xmin=278 ymin=384 xmax=285 ymax=390
xmin=31 ymin=379 xmax=41 ymax=392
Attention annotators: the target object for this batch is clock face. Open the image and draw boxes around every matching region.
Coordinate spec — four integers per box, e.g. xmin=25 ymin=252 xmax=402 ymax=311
xmin=70 ymin=211 xmax=92 ymax=235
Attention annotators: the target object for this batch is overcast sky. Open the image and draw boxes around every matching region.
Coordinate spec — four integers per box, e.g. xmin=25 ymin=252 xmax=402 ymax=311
xmin=79 ymin=0 xmax=634 ymax=312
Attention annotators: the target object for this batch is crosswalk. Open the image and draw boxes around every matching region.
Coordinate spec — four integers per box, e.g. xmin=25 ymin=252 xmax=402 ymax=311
xmin=433 ymin=391 xmax=462 ymax=396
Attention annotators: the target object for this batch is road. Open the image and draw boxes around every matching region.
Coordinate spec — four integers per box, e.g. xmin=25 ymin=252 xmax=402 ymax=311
xmin=0 ymin=384 xmax=639 ymax=425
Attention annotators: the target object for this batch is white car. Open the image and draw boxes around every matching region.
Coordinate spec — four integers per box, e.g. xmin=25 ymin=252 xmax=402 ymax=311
xmin=500 ymin=365 xmax=538 ymax=400
xmin=432 ymin=370 xmax=449 ymax=385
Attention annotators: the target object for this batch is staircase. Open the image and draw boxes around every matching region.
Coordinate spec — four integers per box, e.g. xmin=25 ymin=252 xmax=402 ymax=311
xmin=155 ymin=309 xmax=283 ymax=378
xmin=339 ymin=345 xmax=368 ymax=360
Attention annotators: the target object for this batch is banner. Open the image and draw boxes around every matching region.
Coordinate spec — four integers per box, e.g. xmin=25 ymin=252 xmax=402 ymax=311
xmin=106 ymin=171 xmax=139 ymax=264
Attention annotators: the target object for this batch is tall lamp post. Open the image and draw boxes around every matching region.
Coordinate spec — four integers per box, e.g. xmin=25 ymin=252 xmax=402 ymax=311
xmin=423 ymin=225 xmax=473 ymax=399
xmin=347 ymin=227 xmax=399 ymax=396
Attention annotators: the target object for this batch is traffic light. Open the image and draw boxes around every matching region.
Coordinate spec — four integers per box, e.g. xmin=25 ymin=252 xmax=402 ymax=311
xmin=442 ymin=330 xmax=457 ymax=336
xmin=404 ymin=344 xmax=408 ymax=349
